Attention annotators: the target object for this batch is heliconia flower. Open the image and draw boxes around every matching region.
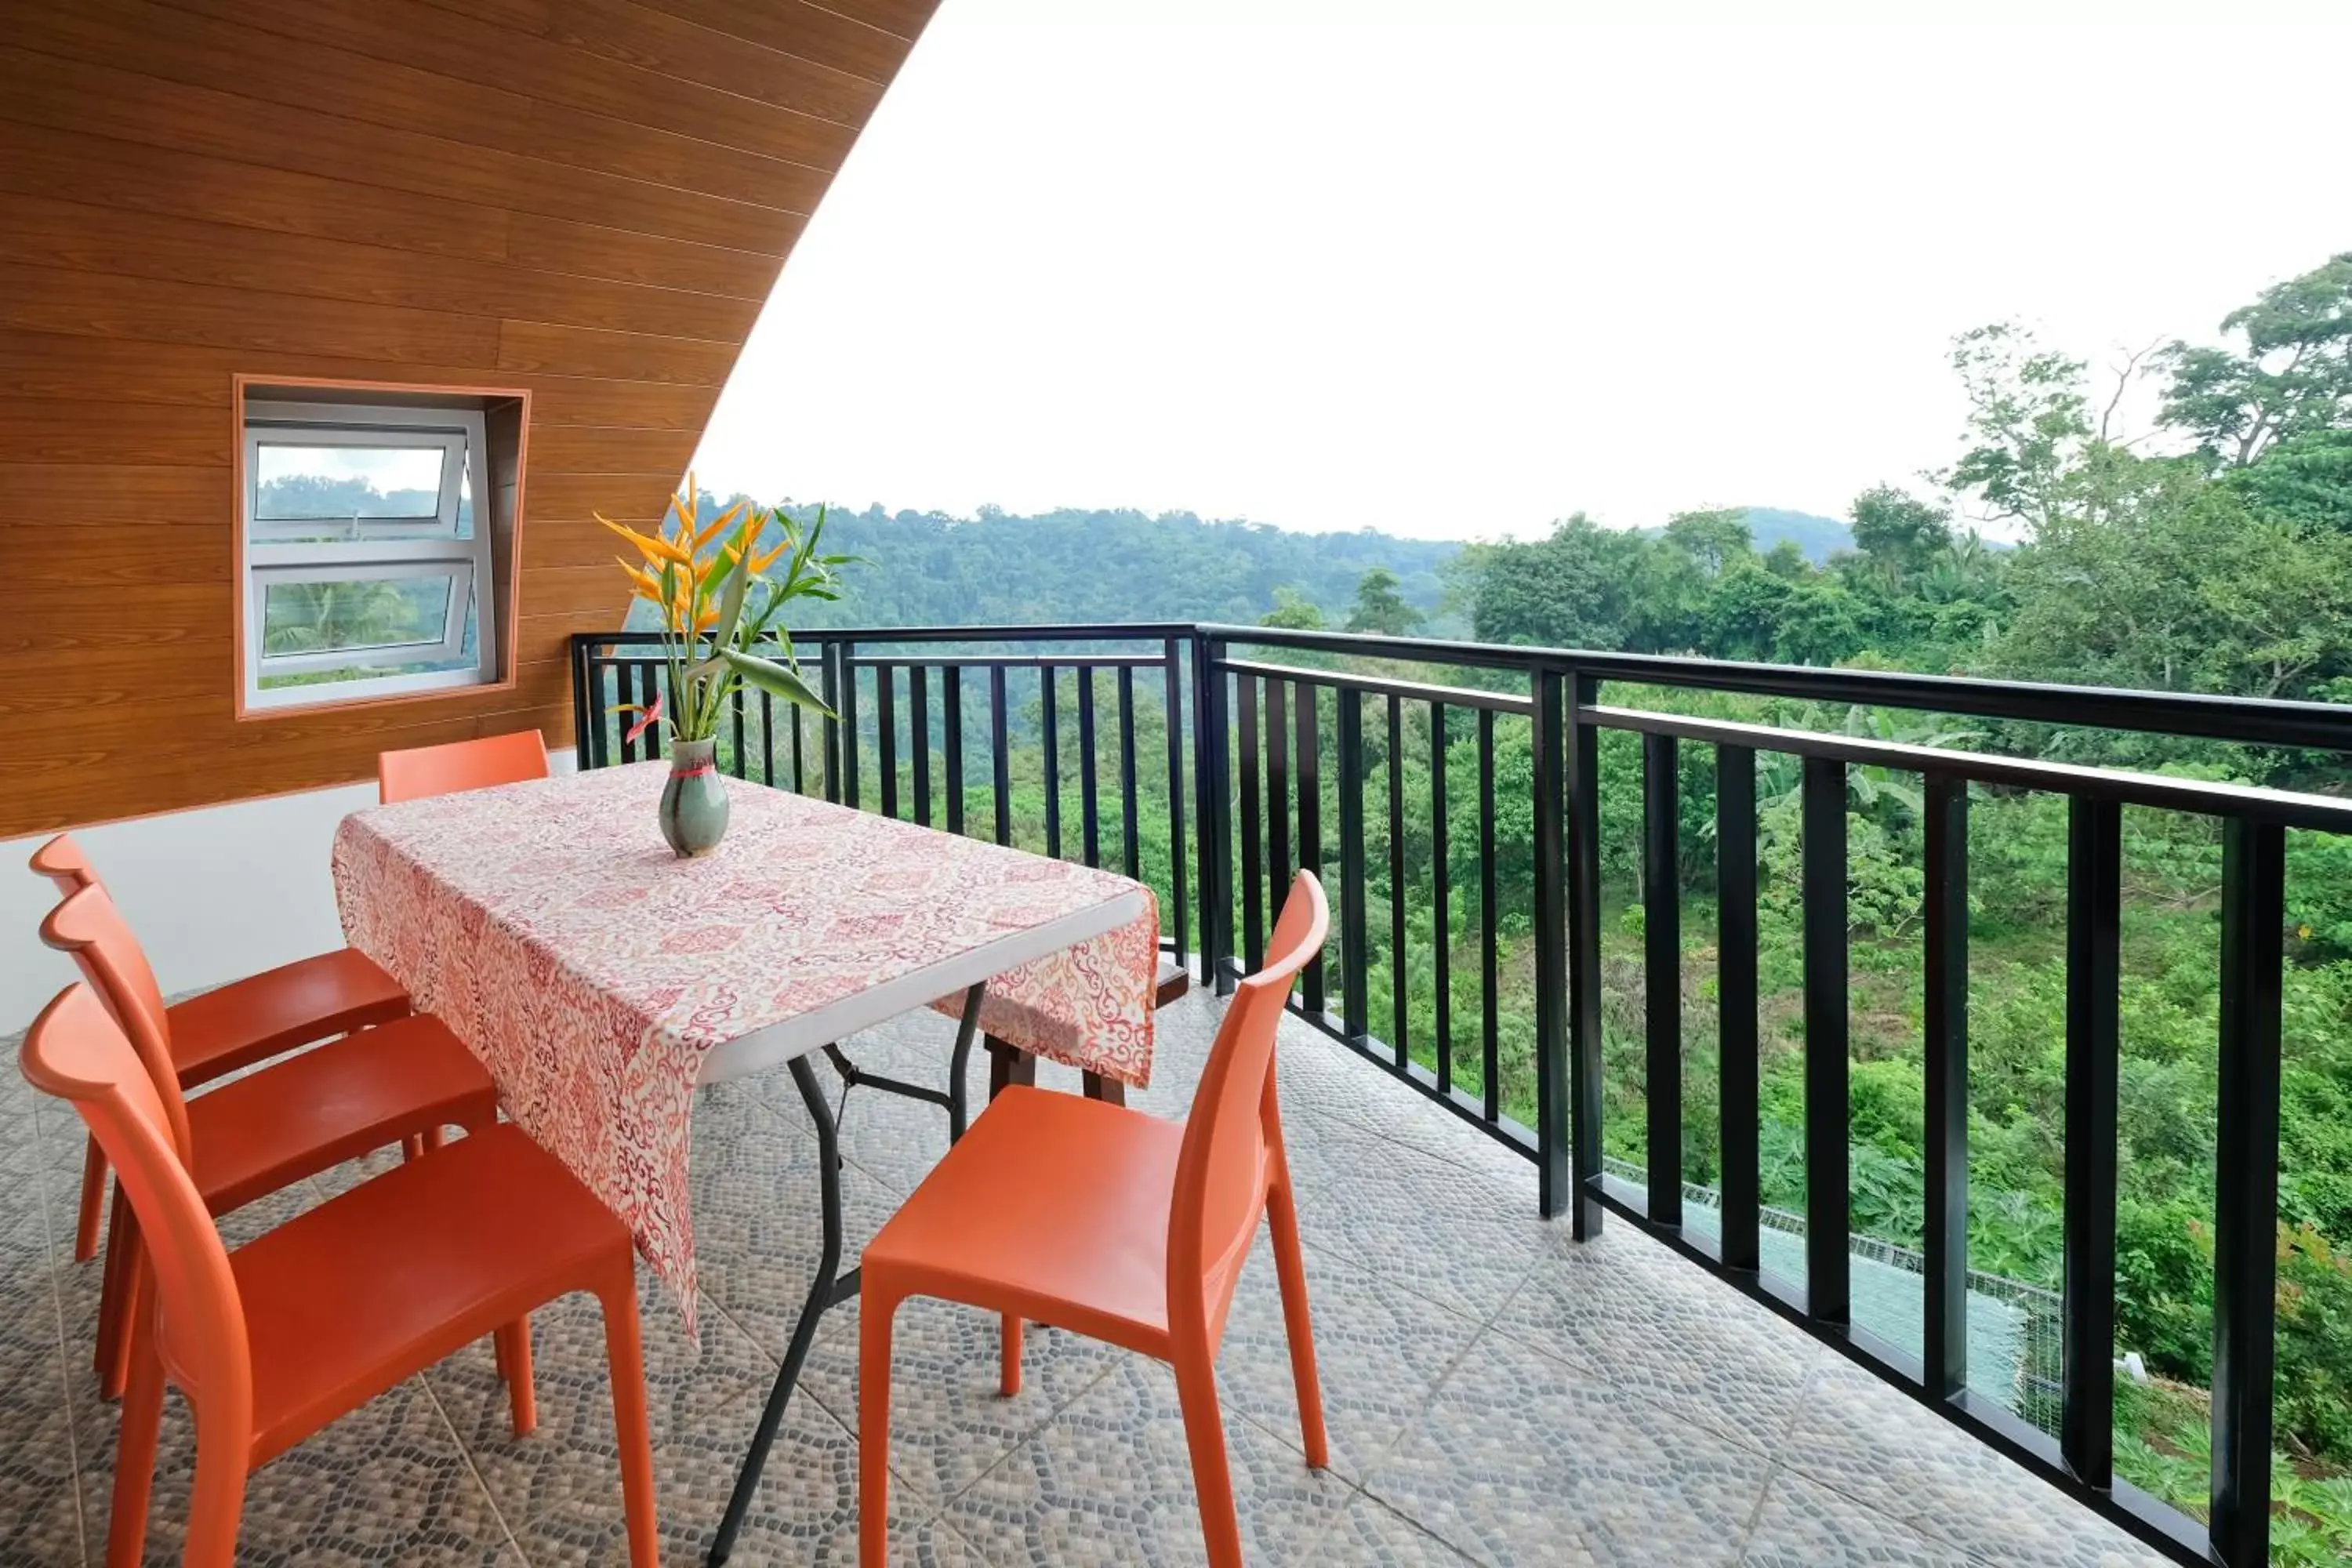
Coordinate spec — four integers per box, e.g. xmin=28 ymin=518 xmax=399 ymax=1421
xmin=620 ymin=694 xmax=664 ymax=743
xmin=615 ymin=557 xmax=665 ymax=604
xmin=725 ymin=540 xmax=786 ymax=574
xmin=598 ymin=511 xmax=690 ymax=567
xmin=695 ymin=499 xmax=748 ymax=550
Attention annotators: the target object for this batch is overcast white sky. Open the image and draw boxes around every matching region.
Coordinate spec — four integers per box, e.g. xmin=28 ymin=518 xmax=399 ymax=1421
xmin=691 ymin=0 xmax=2350 ymax=543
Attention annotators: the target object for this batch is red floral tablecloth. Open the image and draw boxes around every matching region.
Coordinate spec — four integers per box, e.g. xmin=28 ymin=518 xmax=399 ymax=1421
xmin=332 ymin=762 xmax=1159 ymax=1327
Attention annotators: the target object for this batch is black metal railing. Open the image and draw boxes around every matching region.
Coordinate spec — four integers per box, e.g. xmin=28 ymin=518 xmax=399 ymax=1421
xmin=575 ymin=621 xmax=2352 ymax=1568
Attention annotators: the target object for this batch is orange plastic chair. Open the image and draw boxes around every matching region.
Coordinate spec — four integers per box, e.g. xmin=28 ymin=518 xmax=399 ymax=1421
xmin=859 ymin=870 xmax=1332 ymax=1568
xmin=19 ymin=982 xmax=659 ymax=1568
xmin=30 ymin=834 xmax=412 ymax=1264
xmin=42 ymin=885 xmax=500 ymax=1400
xmin=377 ymin=728 xmax=550 ymax=804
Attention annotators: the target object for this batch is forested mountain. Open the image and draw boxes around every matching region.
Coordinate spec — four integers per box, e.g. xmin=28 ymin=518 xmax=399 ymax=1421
xmin=735 ymin=505 xmax=1464 ymax=633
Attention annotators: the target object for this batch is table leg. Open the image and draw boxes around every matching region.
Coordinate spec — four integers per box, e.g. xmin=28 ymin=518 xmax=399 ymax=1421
xmin=985 ymin=1036 xmax=1036 ymax=1100
xmin=710 ymin=1053 xmax=854 ymax=1565
xmin=708 ymin=983 xmax=987 ymax=1565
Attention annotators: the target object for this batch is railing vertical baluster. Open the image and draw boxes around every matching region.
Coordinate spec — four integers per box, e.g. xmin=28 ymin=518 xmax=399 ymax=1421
xmin=910 ymin=665 xmax=931 ymax=827
xmin=1079 ymin=666 xmax=1101 ymax=867
xmin=731 ymin=681 xmax=747 ymax=779
xmin=1337 ymin=688 xmax=1368 ymax=1044
xmin=760 ymin=690 xmax=776 ymax=788
xmin=1642 ymin=731 xmax=1682 ymax=1229
xmin=1531 ymin=668 xmax=1571 ymax=1217
xmin=1431 ymin=702 xmax=1453 ymax=1098
xmin=1476 ymin=706 xmax=1500 ymax=1123
xmin=648 ymin=662 xmax=670 ymax=760
xmin=1716 ymin=745 xmax=1759 ymax=1272
xmin=1163 ymin=639 xmax=1191 ymax=973
xmin=1041 ymin=664 xmax=1061 ymax=858
xmin=2061 ymin=795 xmax=2122 ymax=1490
xmin=619 ymin=661 xmax=641 ymax=764
xmin=944 ymin=666 xmax=964 ymax=835
xmin=837 ymin=640 xmax=859 ymax=808
xmin=1388 ymin=693 xmax=1408 ymax=1071
xmin=1196 ymin=638 xmax=1233 ymax=993
xmin=1923 ymin=772 xmax=1969 ymax=1399
xmin=1297 ymin=683 xmax=1325 ymax=1015
xmin=989 ymin=666 xmax=1012 ymax=845
xmin=819 ymin=644 xmax=840 ymax=803
xmin=1567 ymin=675 xmax=1606 ymax=1238
xmin=1802 ymin=755 xmax=1850 ymax=1327
xmin=877 ymin=662 xmax=900 ymax=819
xmin=1237 ymin=676 xmax=1264 ymax=971
xmin=1117 ymin=666 xmax=1140 ymax=880
xmin=786 ymin=695 xmax=802 ymax=794
xmin=570 ymin=639 xmax=593 ymax=771
xmin=2211 ymin=815 xmax=2284 ymax=1568
xmin=1266 ymin=681 xmax=1291 ymax=967
xmin=587 ymin=654 xmax=612 ymax=770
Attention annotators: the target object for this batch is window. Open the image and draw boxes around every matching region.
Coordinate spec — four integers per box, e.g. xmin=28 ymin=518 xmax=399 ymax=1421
xmin=239 ymin=395 xmax=506 ymax=713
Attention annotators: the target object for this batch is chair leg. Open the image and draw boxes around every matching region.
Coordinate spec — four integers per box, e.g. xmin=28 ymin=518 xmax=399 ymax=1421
xmin=105 ymin=1312 xmax=166 ymax=1568
xmin=401 ymin=1134 xmax=424 ymax=1161
xmin=1267 ymin=1179 xmax=1330 ymax=1468
xmin=1173 ymin=1349 xmax=1245 ymax=1568
xmin=183 ymin=1386 xmax=251 ymax=1568
xmin=74 ymin=1139 xmax=107 ymax=1261
xmin=999 ymin=1313 xmax=1022 ymax=1397
xmin=858 ymin=1288 xmax=899 ymax=1568
xmin=420 ymin=1127 xmax=445 ymax=1153
xmin=93 ymin=1185 xmax=132 ymax=1384
xmin=599 ymin=1282 xmax=659 ymax=1568
xmin=99 ymin=1216 xmax=146 ymax=1401
xmin=497 ymin=1316 xmax=536 ymax=1436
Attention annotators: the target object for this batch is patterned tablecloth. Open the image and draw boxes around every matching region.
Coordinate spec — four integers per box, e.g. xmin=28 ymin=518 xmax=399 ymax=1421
xmin=332 ymin=762 xmax=1160 ymax=1327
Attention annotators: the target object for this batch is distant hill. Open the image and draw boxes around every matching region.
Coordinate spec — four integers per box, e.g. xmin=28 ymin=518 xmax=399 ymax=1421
xmin=1638 ymin=507 xmax=1852 ymax=564
xmin=746 ymin=504 xmax=1465 ymax=633
xmin=1740 ymin=507 xmax=1853 ymax=563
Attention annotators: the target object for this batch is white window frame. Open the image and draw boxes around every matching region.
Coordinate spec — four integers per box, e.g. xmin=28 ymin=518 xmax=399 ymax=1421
xmin=241 ymin=400 xmax=496 ymax=712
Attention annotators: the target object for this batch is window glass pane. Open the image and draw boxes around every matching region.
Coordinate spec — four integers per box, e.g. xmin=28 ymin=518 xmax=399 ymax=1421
xmin=260 ymin=576 xmax=452 ymax=657
xmin=254 ymin=443 xmax=445 ymax=521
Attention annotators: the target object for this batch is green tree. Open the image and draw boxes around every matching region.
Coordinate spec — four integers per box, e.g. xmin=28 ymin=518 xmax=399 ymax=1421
xmin=1941 ymin=321 xmax=2098 ymax=533
xmin=1661 ymin=507 xmax=1752 ymax=574
xmin=1259 ymin=586 xmax=1327 ymax=630
xmin=1846 ymin=485 xmax=1952 ymax=586
xmin=1345 ymin=567 xmax=1425 ymax=635
xmin=2158 ymin=252 xmax=2352 ymax=470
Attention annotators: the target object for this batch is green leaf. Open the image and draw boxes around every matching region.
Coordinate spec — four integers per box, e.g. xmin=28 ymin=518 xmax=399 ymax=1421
xmin=720 ymin=648 xmax=835 ymax=717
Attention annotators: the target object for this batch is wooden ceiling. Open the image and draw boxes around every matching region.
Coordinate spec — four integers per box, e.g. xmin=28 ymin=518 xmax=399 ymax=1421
xmin=0 ymin=0 xmax=938 ymax=835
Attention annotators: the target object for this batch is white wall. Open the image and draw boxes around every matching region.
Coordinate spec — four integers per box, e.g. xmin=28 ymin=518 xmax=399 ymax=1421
xmin=3 ymin=747 xmax=571 ymax=1033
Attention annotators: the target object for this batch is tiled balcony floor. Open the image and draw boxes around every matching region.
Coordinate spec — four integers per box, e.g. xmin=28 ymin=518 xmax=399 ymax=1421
xmin=2 ymin=989 xmax=2171 ymax=1567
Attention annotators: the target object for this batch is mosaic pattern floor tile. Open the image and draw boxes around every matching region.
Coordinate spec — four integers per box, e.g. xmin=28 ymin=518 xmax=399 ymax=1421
xmin=0 ymin=989 xmax=2197 ymax=1566
xmin=1361 ymin=1325 xmax=1774 ymax=1568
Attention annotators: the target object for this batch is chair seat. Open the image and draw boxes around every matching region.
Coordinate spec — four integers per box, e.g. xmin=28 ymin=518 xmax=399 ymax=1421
xmin=866 ymin=1086 xmax=1188 ymax=1350
xmin=166 ymin=948 xmax=409 ymax=1088
xmin=187 ymin=1014 xmax=499 ymax=1217
xmin=173 ymin=1124 xmax=632 ymax=1464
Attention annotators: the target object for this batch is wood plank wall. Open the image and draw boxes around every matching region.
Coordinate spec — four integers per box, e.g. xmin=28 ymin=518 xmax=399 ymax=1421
xmin=0 ymin=0 xmax=938 ymax=835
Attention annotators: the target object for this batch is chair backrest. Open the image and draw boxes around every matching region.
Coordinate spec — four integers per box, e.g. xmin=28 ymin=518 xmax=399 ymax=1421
xmin=40 ymin=884 xmax=191 ymax=1163
xmin=29 ymin=832 xmax=99 ymax=898
xmin=21 ymin=984 xmax=251 ymax=1425
xmin=377 ymin=729 xmax=550 ymax=805
xmin=1167 ymin=870 xmax=1329 ymax=1337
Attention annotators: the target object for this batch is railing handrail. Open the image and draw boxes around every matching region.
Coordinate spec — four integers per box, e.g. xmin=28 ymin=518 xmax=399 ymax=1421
xmin=1204 ymin=621 xmax=2352 ymax=753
